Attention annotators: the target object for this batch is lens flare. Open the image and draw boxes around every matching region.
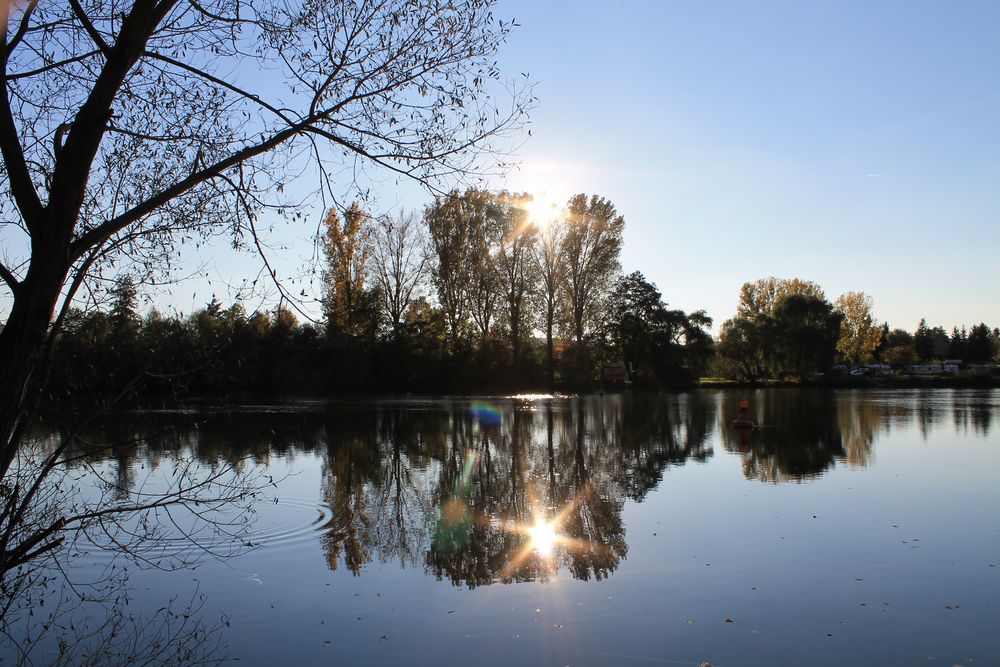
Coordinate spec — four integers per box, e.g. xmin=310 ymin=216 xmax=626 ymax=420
xmin=470 ymin=402 xmax=503 ymax=427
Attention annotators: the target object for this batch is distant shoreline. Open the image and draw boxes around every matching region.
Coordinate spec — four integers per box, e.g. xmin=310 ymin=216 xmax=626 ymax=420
xmin=697 ymin=375 xmax=1000 ymax=390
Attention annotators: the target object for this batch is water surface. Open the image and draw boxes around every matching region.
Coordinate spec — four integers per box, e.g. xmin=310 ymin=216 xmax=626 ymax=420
xmin=7 ymin=389 xmax=1000 ymax=666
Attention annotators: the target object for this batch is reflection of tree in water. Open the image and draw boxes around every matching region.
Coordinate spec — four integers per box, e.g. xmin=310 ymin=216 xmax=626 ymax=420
xmin=420 ymin=396 xmax=713 ymax=587
xmin=426 ymin=408 xmax=544 ymax=588
xmin=558 ymin=401 xmax=627 ymax=582
xmin=721 ymin=391 xmax=848 ymax=483
xmin=836 ymin=392 xmax=880 ymax=468
xmin=319 ymin=405 xmax=453 ymax=574
xmin=318 ymin=396 xmax=716 ymax=587
xmin=915 ymin=390 xmax=948 ymax=440
xmin=425 ymin=402 xmax=630 ymax=587
xmin=8 ymin=409 xmax=295 ymax=666
xmin=951 ymin=390 xmax=994 ymax=436
xmin=718 ymin=390 xmax=899 ymax=482
xmin=598 ymin=393 xmax=715 ymax=501
xmin=320 ymin=421 xmax=377 ymax=575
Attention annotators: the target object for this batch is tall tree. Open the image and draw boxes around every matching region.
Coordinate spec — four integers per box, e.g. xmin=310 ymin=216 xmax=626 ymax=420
xmin=494 ymin=193 xmax=537 ymax=366
xmin=532 ymin=214 xmax=566 ymax=387
xmin=914 ymin=319 xmax=932 ymax=361
xmin=322 ymin=202 xmax=374 ymax=336
xmin=561 ymin=194 xmax=625 ymax=346
xmin=0 ymin=0 xmax=528 ymax=575
xmin=424 ymin=188 xmax=496 ymax=349
xmin=109 ymin=275 xmax=139 ymax=327
xmin=947 ymin=326 xmax=967 ymax=360
xmin=465 ymin=194 xmax=504 ymax=346
xmin=914 ymin=319 xmax=949 ymax=361
xmin=369 ymin=210 xmax=427 ymax=336
xmin=834 ymin=291 xmax=882 ymax=364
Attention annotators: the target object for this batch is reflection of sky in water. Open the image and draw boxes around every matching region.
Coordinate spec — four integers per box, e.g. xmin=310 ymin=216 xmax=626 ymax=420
xmin=9 ymin=389 xmax=1000 ymax=666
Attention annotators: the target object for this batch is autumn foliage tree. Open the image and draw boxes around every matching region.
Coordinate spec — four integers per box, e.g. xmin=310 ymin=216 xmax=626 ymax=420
xmin=735 ymin=277 xmax=826 ymax=320
xmin=834 ymin=291 xmax=883 ymax=365
xmin=322 ymin=203 xmax=375 ymax=337
xmin=718 ymin=277 xmax=841 ymax=380
xmin=533 ymin=212 xmax=566 ymax=387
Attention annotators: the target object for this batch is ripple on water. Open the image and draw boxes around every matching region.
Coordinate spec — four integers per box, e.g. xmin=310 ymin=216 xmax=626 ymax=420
xmin=64 ymin=495 xmax=334 ymax=570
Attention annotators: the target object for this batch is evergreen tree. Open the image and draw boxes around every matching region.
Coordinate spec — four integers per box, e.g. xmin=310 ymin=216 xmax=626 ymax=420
xmin=109 ymin=276 xmax=139 ymax=327
xmin=914 ymin=319 xmax=933 ymax=361
xmin=965 ymin=323 xmax=994 ymax=363
xmin=948 ymin=326 xmax=967 ymax=360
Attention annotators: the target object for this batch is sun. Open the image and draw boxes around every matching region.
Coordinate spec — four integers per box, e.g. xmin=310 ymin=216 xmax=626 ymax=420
xmin=523 ymin=192 xmax=562 ymax=230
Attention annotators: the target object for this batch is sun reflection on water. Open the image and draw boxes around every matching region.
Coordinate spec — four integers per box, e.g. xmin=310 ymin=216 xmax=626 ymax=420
xmin=527 ymin=519 xmax=558 ymax=558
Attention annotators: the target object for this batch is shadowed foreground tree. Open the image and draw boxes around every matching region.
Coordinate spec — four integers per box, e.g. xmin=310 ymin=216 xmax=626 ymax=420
xmin=561 ymin=194 xmax=624 ymax=347
xmin=604 ymin=271 xmax=713 ymax=387
xmin=425 ymin=189 xmax=489 ymax=350
xmin=532 ymin=208 xmax=566 ymax=387
xmin=0 ymin=0 xmax=529 ymax=576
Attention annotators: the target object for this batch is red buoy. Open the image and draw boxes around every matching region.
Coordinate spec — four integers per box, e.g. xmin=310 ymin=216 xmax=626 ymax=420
xmin=732 ymin=400 xmax=755 ymax=429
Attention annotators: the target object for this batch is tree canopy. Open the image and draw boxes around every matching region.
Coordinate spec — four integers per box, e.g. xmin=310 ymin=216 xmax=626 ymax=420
xmin=718 ymin=277 xmax=842 ymax=380
xmin=834 ymin=291 xmax=882 ymax=365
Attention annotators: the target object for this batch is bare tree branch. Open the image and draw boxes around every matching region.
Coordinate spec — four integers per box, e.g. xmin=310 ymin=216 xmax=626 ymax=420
xmin=68 ymin=0 xmax=112 ymax=57
xmin=0 ymin=261 xmax=19 ymax=291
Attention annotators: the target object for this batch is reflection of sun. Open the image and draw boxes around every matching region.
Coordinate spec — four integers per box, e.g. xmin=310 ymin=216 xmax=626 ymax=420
xmin=527 ymin=519 xmax=558 ymax=557
xmin=498 ymin=486 xmax=595 ymax=580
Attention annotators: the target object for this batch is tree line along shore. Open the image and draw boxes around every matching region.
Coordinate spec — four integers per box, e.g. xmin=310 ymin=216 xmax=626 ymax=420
xmin=41 ymin=190 xmax=1000 ymax=401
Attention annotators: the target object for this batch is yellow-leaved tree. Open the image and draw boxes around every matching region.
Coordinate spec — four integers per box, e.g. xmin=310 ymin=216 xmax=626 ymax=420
xmin=322 ymin=203 xmax=375 ymax=337
xmin=834 ymin=291 xmax=883 ymax=364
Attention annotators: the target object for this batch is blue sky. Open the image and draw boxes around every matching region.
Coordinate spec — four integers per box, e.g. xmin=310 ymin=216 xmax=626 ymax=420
xmin=12 ymin=1 xmax=995 ymax=332
xmin=480 ymin=0 xmax=1000 ymax=331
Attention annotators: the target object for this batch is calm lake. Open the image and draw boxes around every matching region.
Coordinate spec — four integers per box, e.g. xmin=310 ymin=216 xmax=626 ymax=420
xmin=7 ymin=388 xmax=1000 ymax=666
